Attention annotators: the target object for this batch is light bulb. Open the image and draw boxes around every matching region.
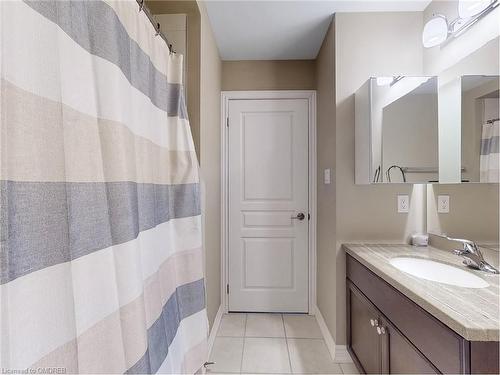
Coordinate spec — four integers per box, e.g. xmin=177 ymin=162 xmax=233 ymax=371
xmin=422 ymin=15 xmax=449 ymax=48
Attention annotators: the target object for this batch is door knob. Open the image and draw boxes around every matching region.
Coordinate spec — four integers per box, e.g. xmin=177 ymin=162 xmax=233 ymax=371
xmin=291 ymin=212 xmax=305 ymax=221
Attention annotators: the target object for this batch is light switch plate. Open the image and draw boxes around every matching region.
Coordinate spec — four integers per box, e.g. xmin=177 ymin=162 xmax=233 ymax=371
xmin=437 ymin=195 xmax=450 ymax=213
xmin=397 ymin=195 xmax=409 ymax=213
xmin=324 ymin=168 xmax=331 ymax=185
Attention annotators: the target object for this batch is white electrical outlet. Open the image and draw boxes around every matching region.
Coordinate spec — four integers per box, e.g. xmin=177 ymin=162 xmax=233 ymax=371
xmin=324 ymin=168 xmax=331 ymax=184
xmin=437 ymin=195 xmax=450 ymax=213
xmin=397 ymin=195 xmax=409 ymax=213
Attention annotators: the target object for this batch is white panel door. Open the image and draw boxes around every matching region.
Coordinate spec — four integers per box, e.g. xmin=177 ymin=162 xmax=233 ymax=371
xmin=228 ymin=98 xmax=309 ymax=312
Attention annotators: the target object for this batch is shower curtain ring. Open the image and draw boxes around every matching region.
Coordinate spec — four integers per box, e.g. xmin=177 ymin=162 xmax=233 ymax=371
xmin=155 ymin=22 xmax=161 ymax=36
xmin=138 ymin=0 xmax=145 ymax=12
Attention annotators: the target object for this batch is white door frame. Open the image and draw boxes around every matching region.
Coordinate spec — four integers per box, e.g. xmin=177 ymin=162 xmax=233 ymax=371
xmin=220 ymin=90 xmax=317 ymax=314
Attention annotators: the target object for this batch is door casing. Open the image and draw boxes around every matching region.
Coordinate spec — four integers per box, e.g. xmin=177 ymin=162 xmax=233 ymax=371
xmin=221 ymin=90 xmax=317 ymax=314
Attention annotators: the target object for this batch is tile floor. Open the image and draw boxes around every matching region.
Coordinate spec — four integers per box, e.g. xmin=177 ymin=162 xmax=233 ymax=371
xmin=208 ymin=313 xmax=359 ymax=374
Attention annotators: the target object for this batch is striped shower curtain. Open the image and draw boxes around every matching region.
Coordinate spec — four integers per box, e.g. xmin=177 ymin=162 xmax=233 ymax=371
xmin=480 ymin=120 xmax=500 ymax=182
xmin=0 ymin=1 xmax=208 ymax=373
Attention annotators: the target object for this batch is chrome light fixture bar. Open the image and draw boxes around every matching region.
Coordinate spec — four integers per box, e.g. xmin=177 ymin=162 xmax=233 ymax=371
xmin=422 ymin=0 xmax=499 ymax=48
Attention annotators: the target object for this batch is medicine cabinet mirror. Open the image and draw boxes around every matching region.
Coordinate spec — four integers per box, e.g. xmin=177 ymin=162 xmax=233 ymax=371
xmin=355 ymin=76 xmax=439 ymax=184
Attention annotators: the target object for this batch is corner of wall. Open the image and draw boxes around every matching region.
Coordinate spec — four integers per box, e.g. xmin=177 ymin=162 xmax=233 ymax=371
xmin=315 ymin=16 xmax=339 ymax=343
xmin=197 ymin=0 xmax=222 ymax=328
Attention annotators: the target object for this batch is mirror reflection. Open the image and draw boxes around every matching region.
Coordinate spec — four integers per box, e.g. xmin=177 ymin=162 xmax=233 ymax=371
xmin=461 ymin=75 xmax=499 ymax=183
xmin=367 ymin=76 xmax=439 ymax=183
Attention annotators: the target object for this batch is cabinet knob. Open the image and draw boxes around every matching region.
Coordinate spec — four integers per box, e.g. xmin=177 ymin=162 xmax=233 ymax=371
xmin=370 ymin=319 xmax=379 ymax=327
xmin=376 ymin=326 xmax=386 ymax=335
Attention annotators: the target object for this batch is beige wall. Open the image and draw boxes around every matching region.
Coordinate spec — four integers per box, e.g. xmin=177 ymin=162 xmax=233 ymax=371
xmin=427 ymin=184 xmax=499 ymax=243
xmin=382 ymin=93 xmax=438 ymax=183
xmin=222 ymin=60 xmax=316 ymax=90
xmin=332 ymin=12 xmax=425 ymax=344
xmin=198 ymin=0 xmax=222 ymax=329
xmin=315 ymin=18 xmax=338 ymax=344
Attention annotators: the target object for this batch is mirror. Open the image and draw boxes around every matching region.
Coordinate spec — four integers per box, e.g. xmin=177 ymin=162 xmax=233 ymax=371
xmin=461 ymin=75 xmax=499 ymax=183
xmin=355 ymin=76 xmax=439 ymax=184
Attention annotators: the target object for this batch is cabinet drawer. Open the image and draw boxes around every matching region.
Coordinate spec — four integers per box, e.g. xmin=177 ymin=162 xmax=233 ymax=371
xmin=347 ymin=255 xmax=468 ymax=374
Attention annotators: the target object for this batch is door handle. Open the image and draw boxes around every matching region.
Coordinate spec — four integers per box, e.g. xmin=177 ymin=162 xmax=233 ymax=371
xmin=291 ymin=212 xmax=305 ymax=221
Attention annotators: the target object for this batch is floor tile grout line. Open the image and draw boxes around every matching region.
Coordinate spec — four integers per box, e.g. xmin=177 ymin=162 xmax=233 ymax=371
xmin=243 ymin=335 xmax=324 ymax=339
xmin=239 ymin=313 xmax=247 ymax=374
xmin=283 ymin=314 xmax=294 ymax=374
xmin=223 ymin=313 xmax=345 ymax=374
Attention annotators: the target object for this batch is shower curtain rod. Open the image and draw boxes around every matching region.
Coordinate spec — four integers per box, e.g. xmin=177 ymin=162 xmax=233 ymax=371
xmin=136 ymin=0 xmax=175 ymax=53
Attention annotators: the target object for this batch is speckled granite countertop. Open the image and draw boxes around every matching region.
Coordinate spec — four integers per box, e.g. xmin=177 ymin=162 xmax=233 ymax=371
xmin=343 ymin=244 xmax=500 ymax=341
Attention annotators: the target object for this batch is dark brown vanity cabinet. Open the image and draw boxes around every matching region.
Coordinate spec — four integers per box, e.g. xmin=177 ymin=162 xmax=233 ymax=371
xmin=346 ymin=254 xmax=499 ymax=374
xmin=349 ymin=285 xmax=383 ymax=374
xmin=348 ymin=281 xmax=438 ymax=374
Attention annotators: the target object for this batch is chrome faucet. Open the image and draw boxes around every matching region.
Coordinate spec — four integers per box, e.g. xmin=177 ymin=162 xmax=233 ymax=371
xmin=443 ymin=236 xmax=499 ymax=274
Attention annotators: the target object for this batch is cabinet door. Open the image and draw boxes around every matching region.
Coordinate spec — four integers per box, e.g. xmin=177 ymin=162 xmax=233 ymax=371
xmin=347 ymin=282 xmax=382 ymax=374
xmin=380 ymin=318 xmax=438 ymax=374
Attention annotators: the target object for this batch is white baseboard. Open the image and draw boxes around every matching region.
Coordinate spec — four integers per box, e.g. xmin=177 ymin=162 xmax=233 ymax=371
xmin=313 ymin=305 xmax=336 ymax=361
xmin=313 ymin=305 xmax=353 ymax=364
xmin=208 ymin=305 xmax=224 ymax=356
xmin=333 ymin=345 xmax=352 ymax=363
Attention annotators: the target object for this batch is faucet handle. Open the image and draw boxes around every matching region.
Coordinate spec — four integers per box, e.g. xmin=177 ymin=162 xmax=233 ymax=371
xmin=463 ymin=258 xmax=474 ymax=267
xmin=446 ymin=236 xmax=477 ymax=248
xmin=453 ymin=249 xmax=467 ymax=256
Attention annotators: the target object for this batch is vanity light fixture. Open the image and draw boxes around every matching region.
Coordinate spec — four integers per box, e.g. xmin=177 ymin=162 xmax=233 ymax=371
xmin=422 ymin=0 xmax=498 ymax=48
xmin=422 ymin=15 xmax=449 ymax=48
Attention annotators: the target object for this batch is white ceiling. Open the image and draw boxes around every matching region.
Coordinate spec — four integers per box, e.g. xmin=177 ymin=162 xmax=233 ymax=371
xmin=205 ymin=0 xmax=431 ymax=60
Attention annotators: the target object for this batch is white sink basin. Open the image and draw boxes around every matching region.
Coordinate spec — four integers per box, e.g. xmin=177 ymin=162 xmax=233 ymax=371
xmin=389 ymin=257 xmax=489 ymax=288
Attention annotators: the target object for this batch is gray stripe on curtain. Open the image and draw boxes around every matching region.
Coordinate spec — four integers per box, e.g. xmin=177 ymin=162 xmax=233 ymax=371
xmin=23 ymin=0 xmax=188 ymax=119
xmin=126 ymin=279 xmax=206 ymax=374
xmin=481 ymin=135 xmax=500 ymax=155
xmin=0 ymin=181 xmax=200 ymax=284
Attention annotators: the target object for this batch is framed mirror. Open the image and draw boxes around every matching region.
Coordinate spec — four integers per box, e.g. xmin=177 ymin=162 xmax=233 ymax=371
xmin=355 ymin=76 xmax=439 ymax=184
xmin=461 ymin=75 xmax=499 ymax=183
